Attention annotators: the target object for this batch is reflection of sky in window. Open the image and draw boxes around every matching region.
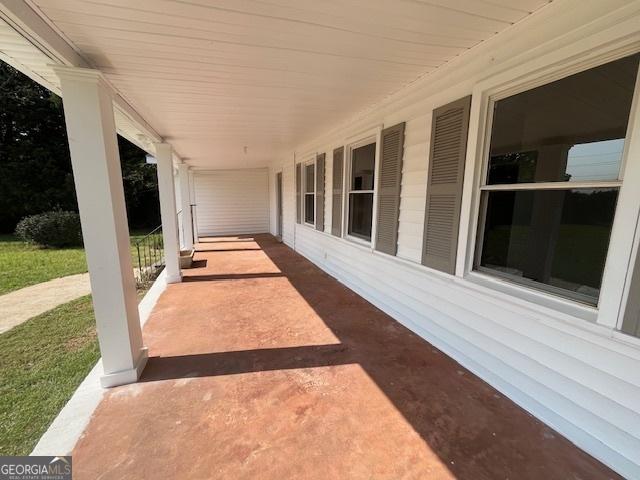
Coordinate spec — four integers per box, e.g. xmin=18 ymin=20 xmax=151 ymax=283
xmin=566 ymin=139 xmax=624 ymax=181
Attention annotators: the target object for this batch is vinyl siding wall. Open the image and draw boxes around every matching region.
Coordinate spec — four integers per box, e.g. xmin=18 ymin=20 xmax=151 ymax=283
xmin=280 ymin=161 xmax=296 ymax=246
xmin=397 ymin=116 xmax=429 ymax=263
xmin=193 ymin=168 xmax=269 ymax=236
xmin=267 ymin=1 xmax=640 ymax=477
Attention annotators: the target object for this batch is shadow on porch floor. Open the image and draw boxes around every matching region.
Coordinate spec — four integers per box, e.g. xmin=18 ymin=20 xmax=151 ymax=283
xmin=71 ymin=234 xmax=619 ymax=479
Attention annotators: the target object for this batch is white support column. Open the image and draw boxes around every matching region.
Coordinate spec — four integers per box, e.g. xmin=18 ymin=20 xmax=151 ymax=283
xmin=53 ymin=66 xmax=147 ymax=388
xmin=155 ymin=143 xmax=182 ymax=284
xmin=178 ymin=163 xmax=194 ymax=249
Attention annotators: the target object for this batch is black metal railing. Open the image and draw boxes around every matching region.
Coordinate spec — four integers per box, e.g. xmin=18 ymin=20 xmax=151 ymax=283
xmin=190 ymin=204 xmax=197 ymax=245
xmin=177 ymin=209 xmax=183 ymax=246
xmin=134 ymin=225 xmax=164 ymax=287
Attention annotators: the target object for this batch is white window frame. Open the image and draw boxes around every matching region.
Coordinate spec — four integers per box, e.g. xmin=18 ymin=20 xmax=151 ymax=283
xmin=458 ymin=42 xmax=640 ymax=327
xmin=344 ymin=134 xmax=380 ymax=246
xmin=303 ymin=158 xmax=316 ymax=227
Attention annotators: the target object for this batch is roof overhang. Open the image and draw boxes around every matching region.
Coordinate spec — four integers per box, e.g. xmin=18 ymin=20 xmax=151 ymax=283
xmin=0 ymin=0 xmax=553 ymax=169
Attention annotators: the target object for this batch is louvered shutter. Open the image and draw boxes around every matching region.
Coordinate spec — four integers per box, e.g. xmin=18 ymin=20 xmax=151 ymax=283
xmin=375 ymin=122 xmax=405 ymax=255
xmin=315 ymin=153 xmax=325 ymax=231
xmin=621 ymin=253 xmax=640 ymax=337
xmin=421 ymin=96 xmax=471 ymax=274
xmin=295 ymin=162 xmax=302 ymax=224
xmin=331 ymin=147 xmax=344 ymax=236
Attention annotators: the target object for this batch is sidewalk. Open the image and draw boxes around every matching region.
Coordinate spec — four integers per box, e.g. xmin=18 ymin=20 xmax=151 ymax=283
xmin=0 ymin=273 xmax=91 ymax=334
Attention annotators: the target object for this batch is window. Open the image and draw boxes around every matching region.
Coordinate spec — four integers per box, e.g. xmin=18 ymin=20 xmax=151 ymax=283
xmin=475 ymin=53 xmax=640 ymax=306
xmin=348 ymin=142 xmax=376 ymax=241
xmin=304 ymin=162 xmax=315 ymax=225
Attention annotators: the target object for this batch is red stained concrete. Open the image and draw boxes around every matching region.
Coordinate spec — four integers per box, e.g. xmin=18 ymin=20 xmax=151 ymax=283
xmin=72 ymin=234 xmax=620 ymax=479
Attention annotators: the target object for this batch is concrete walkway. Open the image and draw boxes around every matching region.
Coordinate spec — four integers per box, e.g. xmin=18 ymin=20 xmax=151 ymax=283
xmin=0 ymin=273 xmax=91 ymax=334
xmin=71 ymin=235 xmax=618 ymax=480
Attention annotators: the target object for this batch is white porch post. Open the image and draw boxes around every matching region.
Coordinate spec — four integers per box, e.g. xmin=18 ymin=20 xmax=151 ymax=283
xmin=154 ymin=143 xmax=182 ymax=283
xmin=178 ymin=163 xmax=194 ymax=249
xmin=53 ymin=66 xmax=147 ymax=388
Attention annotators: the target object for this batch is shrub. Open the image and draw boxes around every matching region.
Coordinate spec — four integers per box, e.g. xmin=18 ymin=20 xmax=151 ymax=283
xmin=15 ymin=211 xmax=82 ymax=248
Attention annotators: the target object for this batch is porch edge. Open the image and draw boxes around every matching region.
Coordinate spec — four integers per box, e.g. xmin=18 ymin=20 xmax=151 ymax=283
xmin=30 ymin=268 xmax=168 ymax=456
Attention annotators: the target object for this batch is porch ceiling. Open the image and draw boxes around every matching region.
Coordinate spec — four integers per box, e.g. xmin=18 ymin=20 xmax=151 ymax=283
xmin=8 ymin=0 xmax=550 ymax=168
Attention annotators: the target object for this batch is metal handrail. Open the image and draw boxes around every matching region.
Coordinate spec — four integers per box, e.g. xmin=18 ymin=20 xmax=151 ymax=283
xmin=177 ymin=210 xmax=184 ymax=247
xmin=190 ymin=204 xmax=196 ymax=245
xmin=134 ymin=225 xmax=164 ymax=287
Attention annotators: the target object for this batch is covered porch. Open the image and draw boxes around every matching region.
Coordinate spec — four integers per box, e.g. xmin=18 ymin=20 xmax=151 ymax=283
xmin=1 ymin=0 xmax=640 ymax=477
xmin=71 ymin=235 xmax=617 ymax=479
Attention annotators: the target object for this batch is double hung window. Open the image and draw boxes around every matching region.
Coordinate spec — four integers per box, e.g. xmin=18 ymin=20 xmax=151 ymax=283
xmin=304 ymin=162 xmax=315 ymax=225
xmin=347 ymin=142 xmax=376 ymax=242
xmin=474 ymin=53 xmax=640 ymax=305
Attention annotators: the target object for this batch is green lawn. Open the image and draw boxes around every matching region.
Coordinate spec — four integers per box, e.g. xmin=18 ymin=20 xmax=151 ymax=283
xmin=0 ymin=235 xmax=86 ymax=295
xmin=0 ymin=231 xmax=162 ymax=295
xmin=0 ymin=296 xmax=99 ymax=455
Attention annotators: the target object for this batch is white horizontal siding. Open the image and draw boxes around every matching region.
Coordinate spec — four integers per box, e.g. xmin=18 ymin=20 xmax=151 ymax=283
xmin=267 ymin=167 xmax=277 ymax=236
xmin=323 ymin=150 xmax=333 ymax=234
xmin=281 ymin=162 xmax=295 ymax=247
xmin=270 ymin=3 xmax=640 ymax=478
xmin=294 ymin=227 xmax=640 ymax=477
xmin=397 ymin=115 xmax=429 ymax=263
xmin=194 ymin=168 xmax=269 ymax=236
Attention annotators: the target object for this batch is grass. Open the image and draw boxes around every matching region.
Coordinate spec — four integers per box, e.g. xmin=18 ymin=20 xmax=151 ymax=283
xmin=0 ymin=231 xmax=162 ymax=295
xmin=0 ymin=226 xmax=161 ymax=455
xmin=0 ymin=296 xmax=99 ymax=455
xmin=0 ymin=235 xmax=86 ymax=295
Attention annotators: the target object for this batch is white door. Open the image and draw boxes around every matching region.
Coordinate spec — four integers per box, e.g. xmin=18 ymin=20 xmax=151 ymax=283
xmin=194 ymin=168 xmax=269 ymax=236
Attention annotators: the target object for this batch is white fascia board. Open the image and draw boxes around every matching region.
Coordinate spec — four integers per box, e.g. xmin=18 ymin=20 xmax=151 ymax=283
xmin=1 ymin=1 xmax=164 ymax=155
xmin=0 ymin=0 xmax=87 ymax=67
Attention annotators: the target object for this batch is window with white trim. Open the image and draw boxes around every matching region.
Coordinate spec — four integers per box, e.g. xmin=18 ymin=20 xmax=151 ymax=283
xmin=474 ymin=52 xmax=640 ymax=306
xmin=304 ymin=162 xmax=315 ymax=225
xmin=347 ymin=141 xmax=376 ymax=242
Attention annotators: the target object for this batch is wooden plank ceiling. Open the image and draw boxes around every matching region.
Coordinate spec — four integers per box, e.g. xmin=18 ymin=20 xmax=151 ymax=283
xmin=29 ymin=0 xmax=550 ymax=168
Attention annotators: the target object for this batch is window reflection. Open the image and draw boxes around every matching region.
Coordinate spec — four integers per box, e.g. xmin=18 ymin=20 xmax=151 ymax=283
xmin=305 ymin=195 xmax=314 ymax=224
xmin=305 ymin=164 xmax=315 ymax=193
xmin=487 ymin=53 xmax=638 ymax=184
xmin=348 ymin=142 xmax=376 ymax=241
xmin=304 ymin=163 xmax=315 ymax=224
xmin=479 ymin=189 xmax=618 ymax=304
xmin=476 ymin=52 xmax=639 ymax=305
xmin=351 ymin=143 xmax=375 ymax=190
xmin=565 ymin=139 xmax=624 ymax=182
xmin=348 ymin=192 xmax=373 ymax=240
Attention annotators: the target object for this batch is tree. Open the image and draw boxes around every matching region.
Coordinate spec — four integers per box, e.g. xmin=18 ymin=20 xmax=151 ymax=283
xmin=0 ymin=61 xmax=160 ymax=233
xmin=119 ymin=137 xmax=161 ymax=230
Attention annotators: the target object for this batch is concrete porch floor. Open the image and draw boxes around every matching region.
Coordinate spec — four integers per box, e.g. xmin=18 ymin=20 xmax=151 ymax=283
xmin=72 ymin=234 xmax=619 ymax=479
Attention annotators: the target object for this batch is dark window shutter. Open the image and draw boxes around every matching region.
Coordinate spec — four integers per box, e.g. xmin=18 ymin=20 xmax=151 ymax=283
xmin=331 ymin=147 xmax=344 ymax=236
xmin=295 ymin=162 xmax=302 ymax=224
xmin=422 ymin=96 xmax=471 ymax=274
xmin=315 ymin=153 xmax=325 ymax=231
xmin=375 ymin=122 xmax=405 ymax=255
xmin=621 ymin=252 xmax=640 ymax=338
